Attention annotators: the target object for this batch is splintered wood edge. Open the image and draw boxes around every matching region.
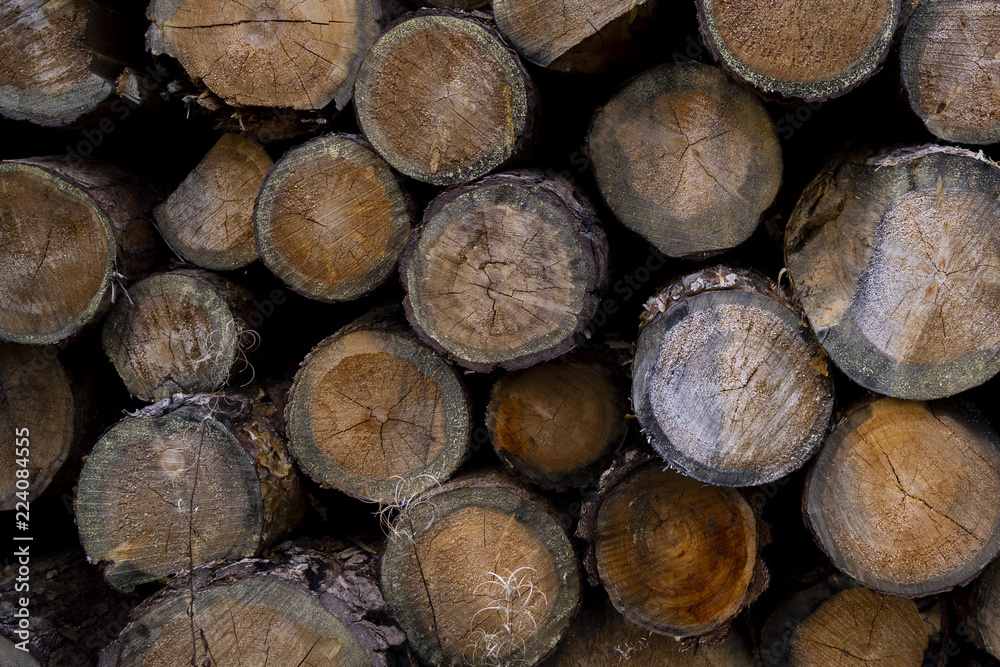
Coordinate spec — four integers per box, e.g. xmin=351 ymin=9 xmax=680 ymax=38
xmin=697 ymin=0 xmax=901 ymax=101
xmin=286 ymin=325 xmax=471 ymax=503
xmin=0 ymin=162 xmax=115 ymax=345
xmin=379 ymin=485 xmax=581 ymax=666
xmin=75 ymin=412 xmax=263 ymax=592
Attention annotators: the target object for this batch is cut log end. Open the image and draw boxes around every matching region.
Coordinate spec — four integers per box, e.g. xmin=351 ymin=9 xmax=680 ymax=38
xmin=493 ymin=0 xmax=656 ymax=74
xmin=487 ymin=356 xmax=626 ymax=489
xmin=355 ymin=12 xmax=536 ymax=186
xmin=287 ymin=317 xmax=470 ymax=503
xmin=901 ymin=0 xmax=1000 ymax=144
xmin=0 ymin=0 xmax=114 ymax=126
xmin=380 ymin=482 xmax=580 ymax=666
xmin=147 ymin=0 xmax=379 ymax=111
xmin=153 ymin=133 xmax=272 ymax=271
xmin=0 ymin=344 xmax=74 ymax=510
xmin=595 ymin=461 xmax=762 ymax=638
xmin=402 ymin=171 xmax=608 ymax=372
xmin=255 ymin=133 xmax=413 ymax=303
xmin=786 ymin=145 xmax=1000 ymax=400
xmin=588 ymin=62 xmax=781 ymax=259
xmin=697 ymin=0 xmax=899 ymax=101
xmin=633 ymin=266 xmax=834 ymax=487
xmin=805 ymin=398 xmax=1000 ymax=598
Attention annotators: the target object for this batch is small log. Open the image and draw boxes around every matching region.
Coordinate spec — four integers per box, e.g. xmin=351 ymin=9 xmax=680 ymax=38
xmin=101 ymin=269 xmax=256 ymax=402
xmin=98 ymin=538 xmax=413 ymax=666
xmin=696 ymin=0 xmax=900 ymax=101
xmin=400 ymin=170 xmax=609 ymax=372
xmin=785 ymin=145 xmax=1000 ymax=400
xmin=900 ymin=0 xmax=1000 ymax=144
xmin=379 ymin=473 xmax=581 ymax=666
xmin=0 ymin=157 xmax=159 ymax=345
xmin=954 ymin=557 xmax=1000 ymax=660
xmin=580 ymin=453 xmax=768 ymax=640
xmin=493 ymin=0 xmax=657 ymax=73
xmin=759 ymin=574 xmax=943 ymax=667
xmin=286 ymin=308 xmax=471 ymax=503
xmin=146 ymin=0 xmax=393 ymax=115
xmin=0 ymin=550 xmax=138 ymax=667
xmin=153 ymin=133 xmax=272 ymax=271
xmin=543 ymin=598 xmax=755 ymax=666
xmin=75 ymin=388 xmax=307 ymax=592
xmin=632 ymin=266 xmax=834 ymax=487
xmin=354 ymin=10 xmax=538 ymax=186
xmin=254 ymin=133 xmax=414 ymax=302
xmin=0 ymin=0 xmax=118 ymax=126
xmin=804 ymin=398 xmax=1000 ymax=598
xmin=486 ymin=353 xmax=627 ymax=489
xmin=588 ymin=62 xmax=782 ymax=259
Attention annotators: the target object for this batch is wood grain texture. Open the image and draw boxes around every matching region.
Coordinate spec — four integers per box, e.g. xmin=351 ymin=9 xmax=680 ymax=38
xmin=697 ymin=0 xmax=900 ymax=101
xmin=805 ymin=398 xmax=1000 ymax=598
xmin=354 ymin=10 xmax=538 ymax=186
xmin=786 ymin=145 xmax=1000 ymax=400
xmin=588 ymin=62 xmax=781 ymax=259
xmin=633 ymin=266 xmax=833 ymax=486
xmin=901 ymin=0 xmax=1000 ymax=144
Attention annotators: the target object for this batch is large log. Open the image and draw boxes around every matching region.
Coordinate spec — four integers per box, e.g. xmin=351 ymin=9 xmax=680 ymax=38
xmin=579 ymin=453 xmax=768 ymax=641
xmin=101 ymin=269 xmax=257 ymax=402
xmin=153 ymin=133 xmax=272 ymax=271
xmin=785 ymin=145 xmax=1000 ymax=400
xmin=98 ymin=538 xmax=414 ymax=666
xmin=354 ymin=10 xmax=539 ymax=186
xmin=0 ymin=0 xmax=120 ymax=126
xmin=286 ymin=308 xmax=471 ymax=503
xmin=900 ymin=0 xmax=1000 ymax=145
xmin=254 ymin=133 xmax=414 ymax=302
xmin=0 ymin=157 xmax=159 ymax=345
xmin=379 ymin=473 xmax=581 ymax=666
xmin=588 ymin=62 xmax=782 ymax=259
xmin=696 ymin=0 xmax=900 ymax=101
xmin=486 ymin=353 xmax=627 ymax=489
xmin=805 ymin=398 xmax=1000 ymax=598
xmin=400 ymin=170 xmax=609 ymax=372
xmin=0 ymin=550 xmax=138 ymax=667
xmin=492 ymin=0 xmax=657 ymax=73
xmin=632 ymin=266 xmax=834 ymax=486
xmin=75 ymin=388 xmax=307 ymax=592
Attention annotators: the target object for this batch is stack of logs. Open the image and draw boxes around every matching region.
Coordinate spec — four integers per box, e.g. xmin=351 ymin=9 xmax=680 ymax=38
xmin=5 ymin=0 xmax=1000 ymax=665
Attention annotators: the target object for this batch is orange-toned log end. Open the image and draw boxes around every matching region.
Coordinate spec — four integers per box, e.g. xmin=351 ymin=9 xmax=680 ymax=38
xmin=153 ymin=134 xmax=272 ymax=271
xmin=493 ymin=0 xmax=656 ymax=74
xmin=543 ymin=597 xmax=755 ymax=666
xmin=594 ymin=461 xmax=764 ymax=639
xmin=146 ymin=0 xmax=386 ymax=112
xmin=99 ymin=540 xmax=411 ymax=666
xmin=901 ymin=0 xmax=1000 ymax=144
xmin=76 ymin=391 xmax=305 ymax=592
xmin=286 ymin=310 xmax=471 ymax=503
xmin=102 ymin=269 xmax=256 ymax=402
xmin=401 ymin=170 xmax=609 ymax=372
xmin=255 ymin=133 xmax=414 ymax=303
xmin=786 ymin=145 xmax=1000 ymax=400
xmin=354 ymin=11 xmax=538 ymax=186
xmin=0 ymin=0 xmax=116 ymax=126
xmin=379 ymin=481 xmax=581 ymax=666
xmin=697 ymin=0 xmax=899 ymax=101
xmin=0 ymin=344 xmax=74 ymax=511
xmin=0 ymin=157 xmax=158 ymax=345
xmin=487 ymin=355 xmax=626 ymax=489
xmin=760 ymin=576 xmax=941 ymax=667
xmin=633 ymin=266 xmax=834 ymax=486
xmin=588 ymin=62 xmax=781 ymax=259
xmin=956 ymin=559 xmax=1000 ymax=660
xmin=805 ymin=398 xmax=1000 ymax=598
